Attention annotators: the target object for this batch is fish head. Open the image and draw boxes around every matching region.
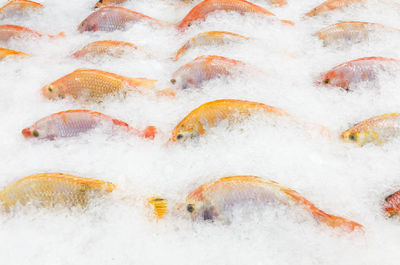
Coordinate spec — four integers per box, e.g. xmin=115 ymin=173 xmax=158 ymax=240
xmin=22 ymin=125 xmax=43 ymax=139
xmin=41 ymin=83 xmax=65 ymax=100
xmin=341 ymin=127 xmax=375 ymax=145
xmin=78 ymin=13 xmax=99 ymax=32
xmin=383 ymin=192 xmax=400 ymax=217
xmin=170 ymin=74 xmax=192 ymax=90
xmin=318 ymin=70 xmax=349 ymax=90
xmin=185 ymin=199 xmax=217 ymax=221
xmin=170 ymin=120 xmax=201 ymax=142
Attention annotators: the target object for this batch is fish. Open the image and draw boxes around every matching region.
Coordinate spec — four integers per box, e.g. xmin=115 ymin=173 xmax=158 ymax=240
xmin=41 ymin=69 xmax=157 ymax=101
xmin=176 ymin=0 xmax=293 ymax=31
xmin=170 ymin=99 xmax=289 ymax=141
xmin=72 ymin=40 xmax=138 ymax=58
xmin=22 ymin=109 xmax=157 ymax=140
xmin=0 ymin=173 xmax=168 ymax=218
xmin=185 ymin=176 xmax=363 ymax=231
xmin=305 ymin=0 xmax=365 ymax=17
xmin=0 ymin=24 xmax=64 ymax=42
xmin=318 ymin=57 xmax=400 ymax=91
xmin=94 ymin=0 xmax=126 ymax=9
xmin=383 ymin=190 xmax=400 ymax=217
xmin=78 ymin=6 xmax=165 ymax=32
xmin=170 ymin=55 xmax=246 ymax=90
xmin=0 ymin=0 xmax=42 ymax=18
xmin=173 ymin=31 xmax=249 ymax=60
xmin=315 ymin=21 xmax=400 ymax=47
xmin=0 ymin=173 xmax=116 ymax=209
xmin=0 ymin=47 xmax=28 ymax=60
xmin=341 ymin=113 xmax=400 ymax=145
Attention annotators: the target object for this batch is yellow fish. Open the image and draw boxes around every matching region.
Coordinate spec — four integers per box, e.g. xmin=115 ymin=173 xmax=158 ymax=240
xmin=185 ymin=176 xmax=363 ymax=231
xmin=170 ymin=99 xmax=289 ymax=141
xmin=341 ymin=113 xmax=400 ymax=145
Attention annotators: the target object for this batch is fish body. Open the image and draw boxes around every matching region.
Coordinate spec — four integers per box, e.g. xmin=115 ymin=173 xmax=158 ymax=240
xmin=94 ymin=0 xmax=126 ymax=9
xmin=0 ymin=47 xmax=27 ymax=60
xmin=171 ymin=55 xmax=245 ymax=90
xmin=176 ymin=0 xmax=291 ymax=31
xmin=185 ymin=176 xmax=362 ymax=231
xmin=170 ymin=99 xmax=288 ymax=141
xmin=305 ymin=0 xmax=364 ymax=17
xmin=78 ymin=6 xmax=163 ymax=32
xmin=173 ymin=31 xmax=249 ymax=60
xmin=22 ymin=109 xmax=156 ymax=140
xmin=341 ymin=113 xmax=400 ymax=145
xmin=316 ymin=21 xmax=400 ymax=46
xmin=72 ymin=40 xmax=138 ymax=58
xmin=383 ymin=190 xmax=400 ymax=217
xmin=0 ymin=24 xmax=64 ymax=41
xmin=318 ymin=57 xmax=400 ymax=90
xmin=0 ymin=0 xmax=42 ymax=18
xmin=0 ymin=173 xmax=115 ymax=208
xmin=42 ymin=69 xmax=156 ymax=101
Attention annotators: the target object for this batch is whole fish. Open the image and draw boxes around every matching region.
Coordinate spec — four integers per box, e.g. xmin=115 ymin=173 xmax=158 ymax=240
xmin=316 ymin=21 xmax=400 ymax=46
xmin=171 ymin=55 xmax=246 ymax=90
xmin=22 ymin=109 xmax=157 ymax=140
xmin=318 ymin=57 xmax=400 ymax=90
xmin=94 ymin=0 xmax=126 ymax=9
xmin=176 ymin=0 xmax=293 ymax=31
xmin=173 ymin=31 xmax=249 ymax=60
xmin=0 ymin=24 xmax=64 ymax=42
xmin=72 ymin=40 xmax=138 ymax=58
xmin=0 ymin=0 xmax=42 ymax=18
xmin=42 ymin=69 xmax=156 ymax=101
xmin=78 ymin=6 xmax=165 ymax=32
xmin=0 ymin=47 xmax=28 ymax=60
xmin=383 ymin=189 xmax=400 ymax=217
xmin=341 ymin=113 xmax=400 ymax=145
xmin=0 ymin=173 xmax=116 ymax=208
xmin=305 ymin=0 xmax=365 ymax=17
xmin=170 ymin=99 xmax=288 ymax=141
xmin=185 ymin=176 xmax=363 ymax=231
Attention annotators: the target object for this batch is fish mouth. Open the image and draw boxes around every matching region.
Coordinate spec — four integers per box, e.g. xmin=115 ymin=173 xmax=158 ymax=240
xmin=22 ymin=128 xmax=33 ymax=138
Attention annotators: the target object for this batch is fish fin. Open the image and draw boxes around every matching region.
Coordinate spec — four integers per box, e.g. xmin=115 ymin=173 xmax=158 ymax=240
xmin=142 ymin=126 xmax=157 ymax=139
xmin=156 ymin=87 xmax=176 ymax=97
xmin=319 ymin=213 xmax=363 ymax=232
xmin=126 ymin=78 xmax=156 ymax=90
xmin=282 ymin=19 xmax=295 ymax=26
xmin=147 ymin=196 xmax=167 ymax=219
xmin=49 ymin=32 xmax=66 ymax=38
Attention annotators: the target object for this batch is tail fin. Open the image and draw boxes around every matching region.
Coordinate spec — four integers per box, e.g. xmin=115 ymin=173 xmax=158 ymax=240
xmin=142 ymin=126 xmax=157 ymax=139
xmin=127 ymin=78 xmax=157 ymax=90
xmin=318 ymin=213 xmax=364 ymax=232
xmin=49 ymin=32 xmax=66 ymax=39
xmin=147 ymin=197 xmax=167 ymax=219
xmin=282 ymin=19 xmax=295 ymax=26
xmin=156 ymin=87 xmax=176 ymax=97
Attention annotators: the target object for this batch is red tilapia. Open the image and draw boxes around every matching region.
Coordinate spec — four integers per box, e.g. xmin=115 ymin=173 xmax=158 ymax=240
xmin=0 ymin=0 xmax=42 ymax=18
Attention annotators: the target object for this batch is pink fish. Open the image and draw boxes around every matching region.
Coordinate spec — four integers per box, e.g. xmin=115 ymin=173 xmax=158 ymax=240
xmin=22 ymin=110 xmax=156 ymax=140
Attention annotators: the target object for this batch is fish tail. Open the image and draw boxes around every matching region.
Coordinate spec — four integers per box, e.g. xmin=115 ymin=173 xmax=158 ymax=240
xmin=141 ymin=126 xmax=157 ymax=139
xmin=317 ymin=212 xmax=364 ymax=232
xmin=147 ymin=196 xmax=167 ymax=218
xmin=49 ymin=32 xmax=66 ymax=39
xmin=282 ymin=19 xmax=295 ymax=26
xmin=271 ymin=0 xmax=287 ymax=6
xmin=127 ymin=78 xmax=157 ymax=90
xmin=156 ymin=87 xmax=176 ymax=97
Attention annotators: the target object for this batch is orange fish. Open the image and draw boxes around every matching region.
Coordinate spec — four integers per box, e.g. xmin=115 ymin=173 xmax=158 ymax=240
xmin=22 ymin=109 xmax=156 ymax=140
xmin=72 ymin=40 xmax=138 ymax=58
xmin=78 ymin=6 xmax=165 ymax=32
xmin=185 ymin=176 xmax=363 ymax=231
xmin=0 ymin=0 xmax=42 ymax=18
xmin=0 ymin=47 xmax=28 ymax=60
xmin=0 ymin=24 xmax=64 ymax=42
xmin=173 ymin=31 xmax=249 ymax=60
xmin=170 ymin=55 xmax=246 ymax=90
xmin=176 ymin=0 xmax=293 ymax=31
xmin=94 ymin=0 xmax=126 ymax=9
xmin=316 ymin=21 xmax=400 ymax=46
xmin=170 ymin=99 xmax=289 ymax=141
xmin=383 ymin=189 xmax=400 ymax=217
xmin=341 ymin=113 xmax=400 ymax=145
xmin=305 ymin=0 xmax=365 ymax=17
xmin=318 ymin=57 xmax=400 ymax=90
xmin=0 ymin=173 xmax=116 ymax=209
xmin=41 ymin=69 xmax=157 ymax=101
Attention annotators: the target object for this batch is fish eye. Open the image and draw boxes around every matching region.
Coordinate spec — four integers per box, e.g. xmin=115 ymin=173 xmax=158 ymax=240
xmin=187 ymin=204 xmax=195 ymax=213
xmin=324 ymin=79 xmax=330 ymax=84
xmin=176 ymin=134 xmax=183 ymax=140
xmin=98 ymin=0 xmax=103 ymax=3
xmin=170 ymin=79 xmax=176 ymax=84
xmin=349 ymin=133 xmax=357 ymax=141
xmin=187 ymin=23 xmax=191 ymax=27
xmin=32 ymin=130 xmax=39 ymax=137
xmin=48 ymin=86 xmax=53 ymax=92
